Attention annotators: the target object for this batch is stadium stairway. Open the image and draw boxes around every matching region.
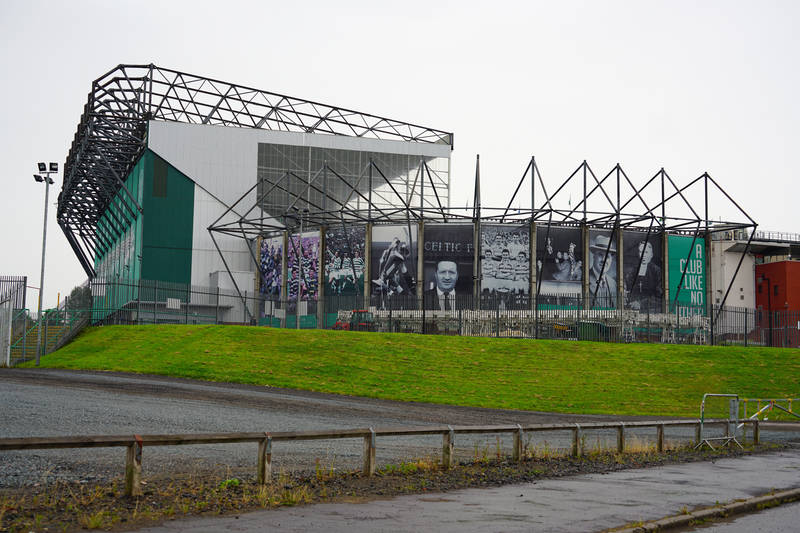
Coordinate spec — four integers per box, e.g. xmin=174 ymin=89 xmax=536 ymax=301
xmin=7 ymin=311 xmax=89 ymax=366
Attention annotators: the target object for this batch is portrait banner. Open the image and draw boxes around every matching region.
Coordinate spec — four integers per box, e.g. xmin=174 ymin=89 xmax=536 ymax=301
xmin=370 ymin=224 xmax=418 ymax=309
xmin=587 ymin=229 xmax=618 ymax=308
xmin=535 ymin=226 xmax=583 ymax=295
xmin=622 ymin=231 xmax=663 ymax=312
xmin=423 ymin=224 xmax=474 ymax=310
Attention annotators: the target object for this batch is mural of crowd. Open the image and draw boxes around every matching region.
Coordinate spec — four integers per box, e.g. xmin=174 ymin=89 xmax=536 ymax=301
xmin=258 ymin=236 xmax=282 ymax=300
xmin=325 ymin=226 xmax=365 ymax=296
xmin=480 ymin=224 xmax=530 ymax=300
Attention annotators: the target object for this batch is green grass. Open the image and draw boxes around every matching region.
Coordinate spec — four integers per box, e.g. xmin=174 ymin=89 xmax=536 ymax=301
xmin=22 ymin=325 xmax=800 ymax=417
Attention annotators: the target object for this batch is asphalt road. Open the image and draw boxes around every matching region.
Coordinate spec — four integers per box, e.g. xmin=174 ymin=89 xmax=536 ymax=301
xmin=1 ymin=368 xmax=650 ymax=487
xmin=3 ymin=369 xmax=800 ymax=532
xmin=2 ymin=369 xmax=798 ymax=490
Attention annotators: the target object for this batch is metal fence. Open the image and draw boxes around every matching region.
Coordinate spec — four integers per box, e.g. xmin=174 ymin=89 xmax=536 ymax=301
xmin=1 ymin=277 xmax=27 ymax=366
xmin=0 ymin=276 xmax=26 ymax=309
xmin=0 ymin=417 xmax=759 ymax=498
xmin=64 ymin=277 xmax=799 ymax=349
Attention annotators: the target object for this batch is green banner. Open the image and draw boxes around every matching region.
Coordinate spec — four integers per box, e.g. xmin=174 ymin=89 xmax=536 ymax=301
xmin=668 ymin=235 xmax=706 ymax=313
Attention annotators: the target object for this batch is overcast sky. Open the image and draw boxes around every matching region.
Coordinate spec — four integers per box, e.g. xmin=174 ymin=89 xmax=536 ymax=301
xmin=1 ymin=0 xmax=797 ymax=309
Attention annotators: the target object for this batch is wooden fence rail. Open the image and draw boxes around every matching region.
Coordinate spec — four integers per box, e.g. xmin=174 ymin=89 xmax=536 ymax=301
xmin=0 ymin=419 xmax=759 ymax=497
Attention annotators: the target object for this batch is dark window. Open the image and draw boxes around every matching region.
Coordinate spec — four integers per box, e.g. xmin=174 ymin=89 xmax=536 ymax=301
xmin=774 ymin=284 xmax=779 ymax=296
xmin=153 ymin=157 xmax=167 ymax=198
xmin=758 ymin=284 xmax=762 ymax=293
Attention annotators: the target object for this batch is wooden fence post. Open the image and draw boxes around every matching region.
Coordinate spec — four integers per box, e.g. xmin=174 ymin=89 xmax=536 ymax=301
xmin=617 ymin=423 xmax=625 ymax=453
xmin=657 ymin=424 xmax=664 ymax=453
xmin=442 ymin=426 xmax=454 ymax=469
xmin=257 ymin=434 xmax=272 ymax=485
xmin=695 ymin=422 xmax=702 ymax=445
xmin=753 ymin=420 xmax=760 ymax=445
xmin=125 ymin=436 xmax=143 ymax=497
xmin=572 ymin=424 xmax=581 ymax=457
xmin=512 ymin=424 xmax=524 ymax=462
xmin=362 ymin=428 xmax=376 ymax=476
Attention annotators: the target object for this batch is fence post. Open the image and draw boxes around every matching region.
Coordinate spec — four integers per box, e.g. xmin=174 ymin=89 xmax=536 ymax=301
xmin=215 ymin=287 xmax=220 ymax=324
xmin=656 ymin=424 xmax=664 ymax=453
xmin=617 ymin=423 xmax=625 ymax=453
xmin=710 ymin=304 xmax=715 ymax=346
xmin=362 ymin=428 xmax=376 ymax=476
xmin=244 ymin=290 xmax=248 ymax=325
xmin=185 ymin=284 xmax=190 ymax=324
xmin=695 ymin=422 xmax=702 ymax=445
xmin=572 ymin=424 xmax=581 ymax=457
xmin=257 ymin=434 xmax=272 ymax=485
xmin=153 ymin=281 xmax=158 ymax=324
xmin=513 ymin=424 xmax=524 ymax=462
xmin=753 ymin=419 xmax=760 ymax=445
xmin=744 ymin=308 xmax=748 ymax=347
xmin=496 ymin=298 xmax=500 ymax=338
xmin=442 ymin=425 xmax=454 ymax=469
xmin=125 ymin=436 xmax=143 ymax=497
xmin=136 ymin=280 xmax=141 ymax=325
xmin=422 ymin=299 xmax=426 ymax=335
xmin=784 ymin=313 xmax=789 ymax=348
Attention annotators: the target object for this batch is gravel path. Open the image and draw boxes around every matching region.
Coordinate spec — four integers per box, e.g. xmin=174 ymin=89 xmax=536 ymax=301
xmin=2 ymin=369 xmax=796 ymax=488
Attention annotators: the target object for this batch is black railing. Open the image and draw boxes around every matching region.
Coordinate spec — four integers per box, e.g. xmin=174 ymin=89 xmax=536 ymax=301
xmin=73 ymin=278 xmax=800 ymax=348
xmin=0 ymin=276 xmax=26 ymax=309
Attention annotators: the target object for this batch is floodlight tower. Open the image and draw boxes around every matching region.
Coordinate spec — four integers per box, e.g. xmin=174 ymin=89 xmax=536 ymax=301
xmin=33 ymin=162 xmax=58 ymax=366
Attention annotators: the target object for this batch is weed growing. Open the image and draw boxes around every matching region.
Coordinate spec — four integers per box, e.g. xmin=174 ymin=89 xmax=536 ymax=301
xmin=1 ymin=443 xmax=772 ymax=532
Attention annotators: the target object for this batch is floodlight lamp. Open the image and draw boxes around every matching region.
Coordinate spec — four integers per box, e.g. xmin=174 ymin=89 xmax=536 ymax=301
xmin=37 ymin=163 xmax=47 ymax=172
xmin=49 ymin=162 xmax=58 ymax=172
xmin=33 ymin=174 xmax=44 ymax=183
xmin=47 ymin=177 xmax=54 ymax=185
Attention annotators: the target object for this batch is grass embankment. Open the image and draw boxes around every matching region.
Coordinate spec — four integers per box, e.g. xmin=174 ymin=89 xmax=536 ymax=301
xmin=25 ymin=325 xmax=800 ymax=417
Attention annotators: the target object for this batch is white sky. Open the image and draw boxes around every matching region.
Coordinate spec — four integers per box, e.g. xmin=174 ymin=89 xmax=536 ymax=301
xmin=1 ymin=0 xmax=797 ymax=309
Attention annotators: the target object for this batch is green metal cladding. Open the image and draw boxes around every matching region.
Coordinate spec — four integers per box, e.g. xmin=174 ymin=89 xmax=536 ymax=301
xmin=94 ymin=149 xmax=195 ymax=287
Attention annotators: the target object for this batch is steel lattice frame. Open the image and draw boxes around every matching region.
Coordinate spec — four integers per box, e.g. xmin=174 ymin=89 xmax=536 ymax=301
xmin=58 ymin=64 xmax=454 ymax=277
xmin=210 ymin=155 xmax=756 ymax=321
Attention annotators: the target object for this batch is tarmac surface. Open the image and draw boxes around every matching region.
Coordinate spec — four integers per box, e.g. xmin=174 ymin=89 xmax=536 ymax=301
xmin=679 ymin=500 xmax=800 ymax=532
xmin=3 ymin=369 xmax=800 ymax=532
xmin=0 ymin=368 xmax=665 ymax=487
xmin=136 ymin=448 xmax=800 ymax=533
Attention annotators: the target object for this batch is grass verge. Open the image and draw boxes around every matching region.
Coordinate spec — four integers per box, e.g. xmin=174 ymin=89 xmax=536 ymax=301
xmin=22 ymin=325 xmax=800 ymax=417
xmin=1 ymin=443 xmax=775 ymax=532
